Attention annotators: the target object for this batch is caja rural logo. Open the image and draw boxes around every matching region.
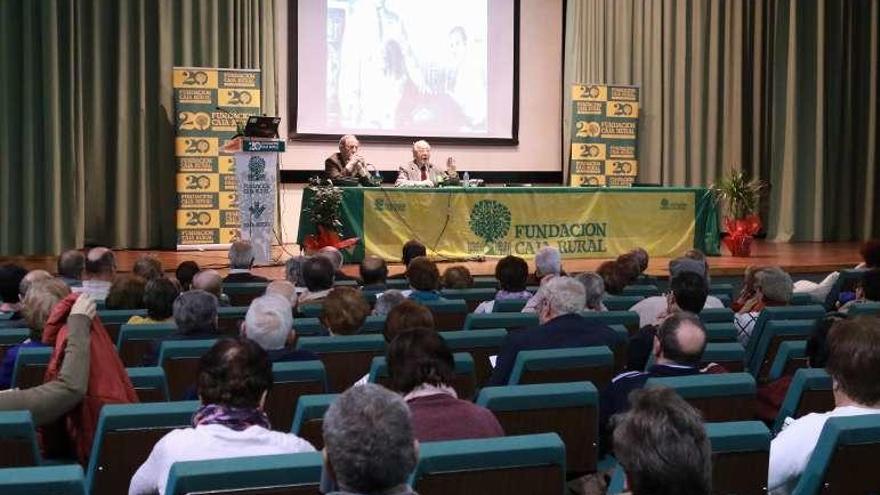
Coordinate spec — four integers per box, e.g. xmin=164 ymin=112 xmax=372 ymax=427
xmin=468 ymin=200 xmax=511 ymax=243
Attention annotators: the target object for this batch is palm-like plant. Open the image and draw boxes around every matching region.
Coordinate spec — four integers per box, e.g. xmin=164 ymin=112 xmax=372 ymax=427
xmin=709 ymin=170 xmax=766 ymax=219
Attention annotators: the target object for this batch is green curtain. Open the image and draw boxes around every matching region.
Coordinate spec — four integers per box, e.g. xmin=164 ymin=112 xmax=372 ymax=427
xmin=0 ymin=0 xmax=275 ymax=255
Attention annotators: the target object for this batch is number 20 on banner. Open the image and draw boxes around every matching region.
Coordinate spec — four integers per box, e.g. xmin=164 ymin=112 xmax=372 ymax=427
xmin=571 ymin=143 xmax=606 ymax=161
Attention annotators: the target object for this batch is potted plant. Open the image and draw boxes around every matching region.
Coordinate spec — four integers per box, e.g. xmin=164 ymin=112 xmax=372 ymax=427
xmin=302 ymin=177 xmax=359 ymax=253
xmin=709 ymin=170 xmax=767 ymax=257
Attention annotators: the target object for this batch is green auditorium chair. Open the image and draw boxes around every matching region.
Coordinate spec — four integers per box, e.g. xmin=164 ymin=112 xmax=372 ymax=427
xmin=492 ymin=299 xmax=529 ymax=312
xmin=164 ymin=451 xmax=323 ymax=495
xmin=742 ymin=305 xmax=825 ymax=364
xmin=387 ymin=278 xmax=409 ymax=290
xmin=126 ymin=367 xmax=169 ymax=402
xmin=0 ymin=328 xmax=29 ymax=363
xmin=264 ymin=361 xmax=327 ymax=433
xmin=0 ymin=465 xmax=86 ymax=495
xmin=368 ymin=353 xmax=476 ymax=400
xmin=97 ymin=308 xmax=147 ymax=344
xmin=790 ymin=292 xmax=818 ymax=306
xmin=709 ymin=283 xmax=735 ymax=301
xmin=621 ymin=285 xmax=660 ymax=297
xmin=747 ymin=319 xmax=817 ymax=380
xmin=509 ymin=346 xmax=615 ymax=390
xmin=411 ymin=433 xmax=566 ymax=495
xmin=791 ymin=414 xmax=880 ymax=495
xmin=472 ymin=276 xmax=501 ymax=289
xmin=602 ymin=295 xmax=644 ymax=311
xmin=333 ymin=279 xmax=359 ymax=287
xmin=221 ymin=282 xmax=268 ymax=306
xmin=116 ymin=323 xmax=176 ymax=367
xmin=646 ymin=373 xmax=756 ymax=422
xmin=290 ymin=394 xmax=338 ymax=450
xmin=217 ymin=306 xmax=248 ymax=336
xmin=701 ymin=342 xmax=746 ymax=371
xmin=440 ymin=288 xmax=497 ymax=312
xmin=421 ymin=299 xmax=469 ymax=332
xmin=298 ymin=304 xmax=323 ymax=318
xmin=293 ymin=315 xmax=387 ymax=337
xmin=0 ymin=411 xmax=41 ymax=467
xmin=296 ymin=335 xmax=386 ymax=392
xmin=773 ymin=368 xmax=834 ymax=434
xmin=703 ymin=322 xmax=738 ymax=343
xmin=464 ymin=312 xmax=539 ymax=332
xmin=157 ymin=339 xmax=218 ymax=400
xmin=11 ymin=346 xmax=53 ymax=389
xmin=706 ymin=421 xmax=771 ymax=495
xmin=439 ymin=329 xmax=507 ymax=387
xmin=699 ymin=307 xmax=735 ymax=324
xmin=86 ymin=401 xmax=200 ymax=495
xmin=767 ymin=340 xmax=808 ymax=381
xmin=579 ymin=310 xmax=640 ymax=334
xmin=477 ymin=382 xmax=598 ymax=476
xmin=848 ymin=301 xmax=880 ymax=317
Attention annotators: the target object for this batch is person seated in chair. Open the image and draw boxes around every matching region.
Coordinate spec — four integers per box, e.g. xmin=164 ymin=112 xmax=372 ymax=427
xmin=73 ymin=247 xmax=117 ymax=300
xmin=56 ymin=249 xmax=85 ymax=288
xmin=388 ymin=240 xmax=427 ymax=280
xmin=522 ymin=247 xmax=563 ymax=313
xmin=734 ymin=267 xmax=793 ymax=345
xmin=441 ymin=266 xmax=473 ymax=289
xmin=127 ymin=278 xmax=179 ymax=325
xmin=359 ymin=255 xmax=389 ymax=290
xmin=325 ymin=134 xmax=370 ymax=182
xmin=630 ymin=257 xmax=725 ymax=328
xmin=403 ymin=257 xmax=446 ymax=303
xmin=394 ymin=140 xmax=456 ymax=187
xmin=222 ymin=240 xmax=269 ymax=284
xmin=242 ymin=294 xmax=317 ymax=362
xmin=838 ymin=268 xmax=880 ymax=313
xmin=297 ymin=256 xmax=336 ymax=309
xmin=320 ymin=287 xmax=371 ymax=336
xmin=318 ymin=246 xmax=355 ymax=282
xmin=475 ymin=255 xmax=532 ymax=314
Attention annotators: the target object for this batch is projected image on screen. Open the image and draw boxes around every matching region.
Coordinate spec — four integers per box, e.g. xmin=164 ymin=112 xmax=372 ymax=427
xmin=328 ymin=0 xmax=487 ymax=134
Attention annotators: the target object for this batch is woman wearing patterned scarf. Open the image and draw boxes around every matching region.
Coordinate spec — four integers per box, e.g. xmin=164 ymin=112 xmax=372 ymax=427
xmin=129 ymin=338 xmax=315 ymax=495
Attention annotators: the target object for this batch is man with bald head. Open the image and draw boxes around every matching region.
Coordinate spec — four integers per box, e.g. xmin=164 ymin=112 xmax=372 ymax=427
xmin=73 ymin=247 xmax=116 ymax=299
xmin=395 ymin=140 xmax=457 ymax=187
xmin=57 ymin=249 xmax=84 ymax=287
xmin=192 ymin=269 xmax=230 ymax=306
xmin=325 ymin=134 xmax=370 ymax=182
xmin=600 ymin=312 xmax=709 ymax=436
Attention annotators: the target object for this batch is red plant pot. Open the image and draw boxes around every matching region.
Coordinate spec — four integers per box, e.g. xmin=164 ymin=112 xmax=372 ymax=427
xmin=723 ymin=234 xmax=754 ymax=257
xmin=722 ymin=215 xmax=761 ymax=257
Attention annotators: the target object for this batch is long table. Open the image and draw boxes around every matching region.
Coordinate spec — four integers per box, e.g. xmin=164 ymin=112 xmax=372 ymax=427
xmin=297 ymin=186 xmax=720 ymax=262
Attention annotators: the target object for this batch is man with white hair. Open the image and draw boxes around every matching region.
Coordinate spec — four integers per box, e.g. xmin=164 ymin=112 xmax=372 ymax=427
xmin=325 ymin=134 xmax=370 ymax=182
xmin=395 ymin=140 xmax=457 ymax=187
xmin=223 ymin=240 xmax=269 ymax=284
xmin=318 ymin=246 xmax=356 ymax=281
xmin=73 ymin=247 xmax=116 ymax=299
xmin=242 ymin=294 xmax=317 ymax=362
xmin=488 ymin=276 xmax=623 ymax=386
xmin=521 ymin=246 xmax=563 ymax=313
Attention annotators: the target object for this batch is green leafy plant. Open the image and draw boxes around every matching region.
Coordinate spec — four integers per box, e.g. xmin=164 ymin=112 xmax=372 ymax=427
xmin=304 ymin=176 xmax=343 ymax=230
xmin=709 ymin=169 xmax=767 ymax=219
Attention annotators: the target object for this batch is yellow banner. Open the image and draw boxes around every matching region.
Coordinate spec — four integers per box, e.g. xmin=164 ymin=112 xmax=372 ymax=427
xmin=173 ymin=69 xmax=218 ymax=89
xmin=363 ymin=190 xmax=696 ymax=260
xmin=217 ymin=88 xmax=261 ymax=108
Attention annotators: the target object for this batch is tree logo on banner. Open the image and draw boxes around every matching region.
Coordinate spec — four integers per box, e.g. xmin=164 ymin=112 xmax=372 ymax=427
xmin=249 ymin=201 xmax=266 ymax=219
xmin=469 ymin=200 xmax=511 ymax=243
xmin=247 ymin=156 xmax=266 ymax=182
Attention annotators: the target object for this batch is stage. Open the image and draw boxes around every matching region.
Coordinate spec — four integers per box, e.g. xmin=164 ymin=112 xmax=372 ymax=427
xmin=0 ymin=241 xmax=864 ymax=281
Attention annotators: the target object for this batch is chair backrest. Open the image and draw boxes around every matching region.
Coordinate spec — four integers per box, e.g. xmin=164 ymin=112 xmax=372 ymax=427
xmin=701 ymin=342 xmax=746 ymax=372
xmin=98 ymin=309 xmax=147 ymax=344
xmin=793 ymin=414 xmax=880 ymax=495
xmin=0 ymin=465 xmax=86 ymax=495
xmin=217 ymin=306 xmax=248 ymax=336
xmin=773 ymin=368 xmax=834 ymax=434
xmin=298 ymin=304 xmax=323 ymax=318
xmin=0 ymin=411 xmax=40 ymax=467
xmin=387 ymin=278 xmax=409 ymax=290
xmin=412 ymin=433 xmax=566 ymax=495
xmin=296 ymin=335 xmax=386 ymax=392
xmin=158 ymin=339 xmax=218 ymax=400
xmin=823 ymin=269 xmax=866 ymax=310
xmin=221 ymin=282 xmax=268 ymax=306
xmin=621 ymin=285 xmax=660 ymax=297
xmin=293 ymin=315 xmax=387 ymax=337
xmin=11 ymin=346 xmax=53 ymax=389
xmin=646 ymin=372 xmax=756 ymax=422
xmin=493 ymin=299 xmax=529 ymax=312
xmin=602 ymin=295 xmax=644 ymax=311
xmin=86 ymin=401 xmax=200 ymax=495
xmin=265 ymin=360 xmax=327 ymax=432
xmin=704 ymin=322 xmax=738 ymax=342
xmin=848 ymin=301 xmax=880 ymax=317
xmin=440 ymin=288 xmax=498 ymax=312
xmin=422 ymin=299 xmax=469 ymax=332
xmin=477 ymin=382 xmax=598 ymax=475
xmin=768 ymin=340 xmax=808 ymax=381
xmin=165 ymin=451 xmax=323 ymax=495
xmin=579 ymin=310 xmax=640 ymax=334
xmin=510 ymin=346 xmax=615 ymax=389
xmin=700 ymin=307 xmax=735 ymax=324
xmin=472 ymin=276 xmax=500 ymax=289
xmin=126 ymin=367 xmax=169 ymax=403
xmin=0 ymin=328 xmax=28 ymax=364
xmin=709 ymin=283 xmax=735 ymax=301
xmin=705 ymin=421 xmax=771 ymax=495
xmin=464 ymin=312 xmax=538 ymax=332
xmin=790 ymin=292 xmax=818 ymax=306
xmin=116 ymin=323 xmax=176 ymax=367
xmin=744 ymin=305 xmax=826 ymax=361
xmin=439 ymin=329 xmax=508 ymax=387
xmin=748 ymin=319 xmax=818 ymax=380
xmin=369 ymin=353 xmax=476 ymax=400
xmin=290 ymin=394 xmax=338 ymax=450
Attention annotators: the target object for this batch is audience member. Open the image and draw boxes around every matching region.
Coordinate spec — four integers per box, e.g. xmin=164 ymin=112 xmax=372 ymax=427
xmin=242 ymin=294 xmax=317 ymax=362
xmin=318 ymin=246 xmax=355 ymax=281
xmin=174 ymin=260 xmax=200 ymax=291
xmin=768 ymin=316 xmax=880 ymax=493
xmin=612 ymin=387 xmax=712 ymax=495
xmin=616 ymin=252 xmax=642 ymax=286
xmin=522 ymin=246 xmax=562 ymax=313
xmin=372 ymin=289 xmax=406 ymax=316
xmin=838 ymin=268 xmax=880 ymax=313
xmin=388 ymin=328 xmax=504 ymax=441
xmin=285 ymin=255 xmax=308 ymax=291
xmin=105 ymin=274 xmax=146 ymax=310
xmin=0 ymin=263 xmax=28 ymax=316
xmin=384 ymin=300 xmax=435 ymax=342
xmin=630 ymin=257 xmax=725 ymax=327
xmin=0 ymin=294 xmax=96 ymax=425
xmin=171 ymin=290 xmax=220 ymax=339
xmin=629 ymin=247 xmax=654 ymax=284
xmin=130 ymin=338 xmax=315 ymax=495
xmin=128 ymin=278 xmax=179 ymax=324
xmin=56 ymin=249 xmax=85 ymax=287
xmin=732 ymin=265 xmax=764 ymax=312
xmin=596 ymin=260 xmax=627 ymax=295
xmin=133 ymin=254 xmax=163 ymax=280
xmin=74 ymin=247 xmax=116 ymax=299
xmin=19 ymin=269 xmax=53 ymax=299
xmin=441 ymin=266 xmax=474 ymax=289
xmin=489 ymin=277 xmax=623 ymax=386
xmin=223 ymin=241 xmax=269 ymax=284
xmin=474 ymin=255 xmax=532 ymax=313
xmin=297 ymin=256 xmax=336 ymax=307
xmin=684 ymin=249 xmax=711 ymax=284
xmin=389 ymin=239 xmax=427 ymax=280
xmin=265 ymin=280 xmax=297 ymax=308
xmin=735 ymin=267 xmax=793 ymax=344
xmin=0 ymin=279 xmax=69 ymax=388
xmin=321 ymin=384 xmax=418 ymax=495
xmin=320 ymin=287 xmax=370 ymax=335
xmin=792 ymin=239 xmax=880 ymax=302
xmin=192 ymin=269 xmax=230 ymax=306
xmin=405 ymin=256 xmax=444 ymax=302
xmin=575 ymin=272 xmax=608 ymax=312
xmin=359 ymin=255 xmax=389 ymax=289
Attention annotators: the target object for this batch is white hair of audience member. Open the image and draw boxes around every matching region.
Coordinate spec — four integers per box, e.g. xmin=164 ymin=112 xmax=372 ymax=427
xmin=317 ymin=246 xmax=344 ymax=271
xmin=173 ymin=290 xmax=219 ymax=335
xmin=535 ymin=246 xmax=562 ymax=277
xmin=755 ymin=267 xmax=794 ymax=304
xmin=575 ymin=272 xmax=605 ymax=311
xmin=372 ymin=289 xmax=406 ymax=316
xmin=266 ymin=280 xmax=297 ymax=307
xmin=544 ymin=276 xmax=587 ymax=315
xmin=244 ymin=294 xmax=294 ymax=351
xmin=19 ymin=269 xmax=53 ymax=298
xmin=228 ymin=240 xmax=256 ymax=269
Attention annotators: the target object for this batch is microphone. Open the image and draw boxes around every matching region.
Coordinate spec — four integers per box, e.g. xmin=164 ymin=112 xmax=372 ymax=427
xmin=215 ymin=106 xmax=247 ymax=137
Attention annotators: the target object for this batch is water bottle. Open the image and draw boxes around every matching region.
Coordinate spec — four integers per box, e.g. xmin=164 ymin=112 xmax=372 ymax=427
xmin=463 ymin=171 xmax=470 ymax=187
xmin=374 ymin=168 xmax=381 ymax=183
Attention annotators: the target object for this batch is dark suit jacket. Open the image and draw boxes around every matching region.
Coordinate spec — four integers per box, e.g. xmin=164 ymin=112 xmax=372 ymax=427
xmin=222 ymin=272 xmax=269 ymax=284
xmin=487 ymin=313 xmax=624 ymax=386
